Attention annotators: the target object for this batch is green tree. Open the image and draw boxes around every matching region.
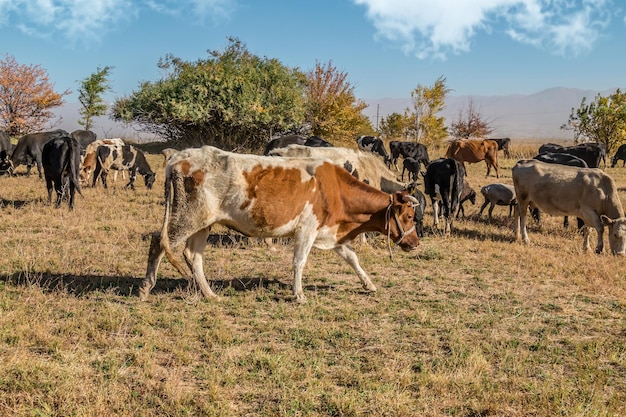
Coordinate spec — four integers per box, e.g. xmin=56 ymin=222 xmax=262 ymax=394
xmin=77 ymin=66 xmax=114 ymax=130
xmin=0 ymin=54 xmax=69 ymax=136
xmin=111 ymin=38 xmax=306 ymax=151
xmin=405 ymin=76 xmax=451 ymax=147
xmin=304 ymin=60 xmax=373 ymax=146
xmin=379 ymin=112 xmax=411 ymax=140
xmin=448 ymin=97 xmax=494 ymax=139
xmin=562 ymin=89 xmax=626 ymax=154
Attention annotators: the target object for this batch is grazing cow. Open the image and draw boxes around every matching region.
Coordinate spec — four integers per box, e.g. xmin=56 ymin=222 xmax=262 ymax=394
xmin=611 ymin=144 xmax=626 ymax=167
xmin=92 ymin=144 xmax=156 ymax=190
xmin=269 ymin=145 xmax=405 ymax=193
xmin=423 ymin=158 xmax=465 ymax=234
xmin=0 ymin=131 xmax=13 ymax=174
xmin=356 ymin=136 xmax=391 ymax=167
xmin=478 ymin=183 xmax=516 ymax=220
xmin=70 ymin=129 xmax=97 ymax=153
xmin=263 ymin=135 xmax=306 ymax=155
xmin=533 ymin=151 xmax=588 ymax=229
xmin=42 ymin=135 xmax=82 ymax=209
xmin=141 ymin=146 xmax=420 ymax=302
xmin=512 ymin=159 xmax=626 ymax=254
xmin=456 ymin=179 xmax=477 ymax=219
xmin=537 ymin=143 xmax=602 ymax=168
xmin=445 ymin=139 xmax=500 ymax=178
xmin=489 ymin=138 xmax=512 ymax=158
xmin=80 ymin=138 xmax=125 ymax=185
xmin=406 ymin=182 xmax=427 ymax=237
xmin=389 ymin=141 xmax=430 ymax=169
xmin=401 ymin=157 xmax=420 ymax=182
xmin=10 ymin=129 xmax=69 ymax=177
xmin=304 ymin=135 xmax=333 ymax=147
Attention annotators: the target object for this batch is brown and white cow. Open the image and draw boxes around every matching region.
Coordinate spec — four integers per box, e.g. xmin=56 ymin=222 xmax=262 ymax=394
xmin=93 ymin=143 xmax=156 ymax=190
xmin=512 ymin=159 xmax=626 ymax=254
xmin=445 ymin=139 xmax=500 ymax=178
xmin=80 ymin=138 xmax=125 ymax=185
xmin=141 ymin=146 xmax=420 ymax=302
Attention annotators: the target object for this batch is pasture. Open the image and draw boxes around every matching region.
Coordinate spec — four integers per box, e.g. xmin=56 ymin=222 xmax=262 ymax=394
xmin=1 ymin=141 xmax=625 ymax=416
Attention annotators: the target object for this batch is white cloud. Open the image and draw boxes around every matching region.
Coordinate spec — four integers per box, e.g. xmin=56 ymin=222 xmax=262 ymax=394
xmin=0 ymin=0 xmax=236 ymax=46
xmin=352 ymin=0 xmax=614 ymax=59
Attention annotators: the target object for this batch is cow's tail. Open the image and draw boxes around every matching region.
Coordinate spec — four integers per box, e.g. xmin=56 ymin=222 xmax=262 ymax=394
xmin=159 ymin=167 xmax=191 ymax=278
xmin=450 ymin=160 xmax=464 ymax=214
xmin=68 ymin=137 xmax=83 ymax=196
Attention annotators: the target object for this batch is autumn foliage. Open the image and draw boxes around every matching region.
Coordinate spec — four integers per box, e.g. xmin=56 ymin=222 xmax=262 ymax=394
xmin=0 ymin=54 xmax=69 ymax=137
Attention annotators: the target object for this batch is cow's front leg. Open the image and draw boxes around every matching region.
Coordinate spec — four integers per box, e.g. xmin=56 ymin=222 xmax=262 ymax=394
xmin=334 ymin=244 xmax=376 ymax=293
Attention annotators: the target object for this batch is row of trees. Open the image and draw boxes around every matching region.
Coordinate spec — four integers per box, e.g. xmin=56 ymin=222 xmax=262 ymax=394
xmin=1 ymin=43 xmax=626 ymax=153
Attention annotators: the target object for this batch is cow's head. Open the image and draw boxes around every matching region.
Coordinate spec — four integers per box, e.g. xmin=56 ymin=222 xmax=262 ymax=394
xmin=602 ymin=215 xmax=626 ymax=255
xmin=144 ymin=172 xmax=156 ymax=190
xmin=388 ymin=191 xmax=420 ymax=251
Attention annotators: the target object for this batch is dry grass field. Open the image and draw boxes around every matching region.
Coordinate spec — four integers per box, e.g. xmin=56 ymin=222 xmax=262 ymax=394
xmin=1 ymin=140 xmax=625 ymax=416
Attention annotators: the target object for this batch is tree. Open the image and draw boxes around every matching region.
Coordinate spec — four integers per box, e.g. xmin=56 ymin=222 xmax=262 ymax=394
xmin=562 ymin=89 xmax=626 ymax=154
xmin=304 ymin=60 xmax=373 ymax=145
xmin=77 ymin=66 xmax=114 ymax=130
xmin=111 ymin=38 xmax=306 ymax=151
xmin=0 ymin=54 xmax=70 ymax=136
xmin=448 ymin=97 xmax=494 ymax=139
xmin=379 ymin=112 xmax=411 ymax=140
xmin=405 ymin=76 xmax=450 ymax=147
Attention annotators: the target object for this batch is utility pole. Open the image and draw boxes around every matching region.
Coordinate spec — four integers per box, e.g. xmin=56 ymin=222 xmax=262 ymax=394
xmin=376 ymin=104 xmax=380 ymax=133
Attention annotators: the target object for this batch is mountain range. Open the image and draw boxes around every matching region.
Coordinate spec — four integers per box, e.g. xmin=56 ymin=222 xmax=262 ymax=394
xmin=52 ymin=87 xmax=615 ymax=142
xmin=363 ymin=87 xmax=616 ymax=140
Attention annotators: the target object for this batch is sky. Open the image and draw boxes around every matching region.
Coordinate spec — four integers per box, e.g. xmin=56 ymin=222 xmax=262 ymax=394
xmin=1 ymin=0 xmax=625 ymax=104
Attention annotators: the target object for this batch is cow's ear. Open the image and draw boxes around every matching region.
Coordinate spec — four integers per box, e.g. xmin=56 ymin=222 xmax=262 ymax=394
xmin=601 ymin=215 xmax=614 ymax=226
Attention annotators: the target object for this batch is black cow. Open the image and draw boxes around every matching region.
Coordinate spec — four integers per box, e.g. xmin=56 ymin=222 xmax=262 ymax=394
xmin=406 ymin=182 xmax=427 ymax=238
xmin=356 ymin=136 xmax=391 ymax=167
xmin=401 ymin=157 xmax=420 ymax=182
xmin=389 ymin=141 xmax=430 ymax=169
xmin=304 ymin=136 xmax=333 ymax=147
xmin=423 ymin=158 xmax=465 ymax=234
xmin=533 ymin=151 xmax=588 ymax=229
xmin=537 ymin=143 xmax=602 ymax=168
xmin=92 ymin=144 xmax=156 ymax=190
xmin=42 ymin=135 xmax=82 ymax=209
xmin=263 ymin=135 xmax=306 ymax=155
xmin=70 ymin=129 xmax=97 ymax=154
xmin=489 ymin=138 xmax=511 ymax=158
xmin=0 ymin=131 xmax=13 ymax=174
xmin=611 ymin=144 xmax=626 ymax=167
xmin=10 ymin=129 xmax=69 ymax=177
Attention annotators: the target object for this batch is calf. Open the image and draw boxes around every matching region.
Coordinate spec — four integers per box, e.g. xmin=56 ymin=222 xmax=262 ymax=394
xmin=478 ymin=183 xmax=516 ymax=220
xmin=456 ymin=179 xmax=476 ymax=219
xmin=141 ymin=146 xmax=419 ymax=302
xmin=401 ymin=157 xmax=420 ymax=182
xmin=512 ymin=159 xmax=626 ymax=254
xmin=92 ymin=144 xmax=156 ymax=190
xmin=611 ymin=144 xmax=626 ymax=167
xmin=42 ymin=135 xmax=82 ymax=209
xmin=423 ymin=158 xmax=465 ymax=234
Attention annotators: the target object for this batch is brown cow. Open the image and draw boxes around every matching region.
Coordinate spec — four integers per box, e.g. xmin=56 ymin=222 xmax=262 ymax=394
xmin=142 ymin=146 xmax=420 ymax=302
xmin=445 ymin=139 xmax=500 ymax=178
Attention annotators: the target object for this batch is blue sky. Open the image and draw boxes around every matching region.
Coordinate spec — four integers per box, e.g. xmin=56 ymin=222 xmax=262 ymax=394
xmin=1 ymin=0 xmax=625 ymax=103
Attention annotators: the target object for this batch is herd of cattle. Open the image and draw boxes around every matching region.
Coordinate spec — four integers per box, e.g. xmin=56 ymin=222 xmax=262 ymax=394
xmin=1 ymin=130 xmax=625 ymax=301
xmin=0 ymin=129 xmax=156 ymax=209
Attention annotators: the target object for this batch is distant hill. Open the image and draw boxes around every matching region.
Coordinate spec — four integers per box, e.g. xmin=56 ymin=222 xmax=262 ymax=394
xmin=51 ymin=87 xmax=616 ymax=142
xmin=363 ymin=87 xmax=617 ymax=140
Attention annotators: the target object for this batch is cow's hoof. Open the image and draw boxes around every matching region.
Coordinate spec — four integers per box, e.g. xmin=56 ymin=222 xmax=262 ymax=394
xmin=295 ymin=294 xmax=307 ymax=304
xmin=363 ymin=283 xmax=377 ymax=292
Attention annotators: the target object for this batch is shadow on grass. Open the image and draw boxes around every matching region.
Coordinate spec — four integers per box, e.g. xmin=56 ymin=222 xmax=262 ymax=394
xmin=0 ymin=198 xmax=37 ymax=209
xmin=0 ymin=270 xmax=297 ymax=299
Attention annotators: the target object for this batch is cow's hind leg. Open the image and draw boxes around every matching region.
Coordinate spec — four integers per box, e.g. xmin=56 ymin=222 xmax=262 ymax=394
xmin=292 ymin=230 xmax=317 ymax=303
xmin=141 ymin=232 xmax=166 ymax=300
xmin=334 ymin=244 xmax=376 ymax=293
xmin=183 ymin=227 xmax=218 ymax=299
